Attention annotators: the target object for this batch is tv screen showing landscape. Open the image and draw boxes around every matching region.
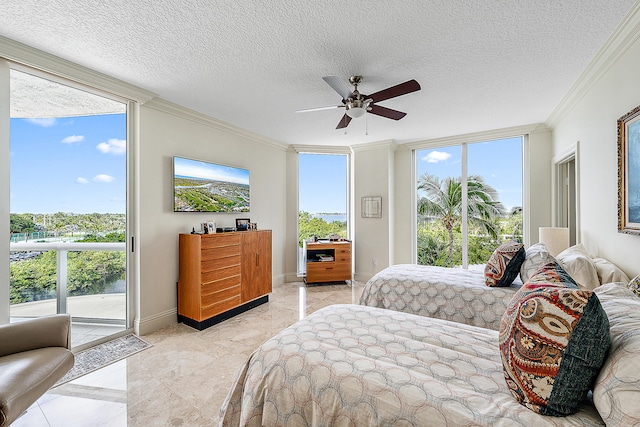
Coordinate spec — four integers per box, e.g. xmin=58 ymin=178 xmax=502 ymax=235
xmin=173 ymin=156 xmax=250 ymax=212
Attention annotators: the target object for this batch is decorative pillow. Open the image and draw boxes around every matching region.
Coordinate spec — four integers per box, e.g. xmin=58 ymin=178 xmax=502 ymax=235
xmin=593 ymin=283 xmax=640 ymax=425
xmin=556 ymin=244 xmax=600 ymax=290
xmin=526 ymin=261 xmax=578 ymax=289
xmin=591 ymin=257 xmax=630 ymax=285
xmin=499 ymin=282 xmax=610 ymax=416
xmin=519 ymin=243 xmax=556 ymax=284
xmin=485 ymin=241 xmax=525 ymax=287
xmin=628 ymin=275 xmax=640 ymax=297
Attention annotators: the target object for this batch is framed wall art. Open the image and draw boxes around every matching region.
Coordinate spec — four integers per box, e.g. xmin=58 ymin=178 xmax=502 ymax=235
xmin=618 ymin=104 xmax=640 ymax=235
xmin=361 ymin=196 xmax=382 ymax=218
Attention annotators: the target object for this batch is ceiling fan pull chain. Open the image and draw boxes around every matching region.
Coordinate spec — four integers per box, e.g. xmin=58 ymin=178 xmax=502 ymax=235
xmin=365 ymin=112 xmax=368 ymax=135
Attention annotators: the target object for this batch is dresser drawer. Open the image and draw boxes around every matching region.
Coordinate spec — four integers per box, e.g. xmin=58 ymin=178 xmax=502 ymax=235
xmin=201 ymin=245 xmax=241 ymax=261
xmin=201 ymin=275 xmax=241 ymax=295
xmin=201 ymin=284 xmax=241 ymax=307
xmin=201 ymin=295 xmax=242 ymax=319
xmin=201 ymin=264 xmax=241 ymax=283
xmin=201 ymin=255 xmax=241 ymax=273
xmin=200 ymin=234 xmax=241 ymax=249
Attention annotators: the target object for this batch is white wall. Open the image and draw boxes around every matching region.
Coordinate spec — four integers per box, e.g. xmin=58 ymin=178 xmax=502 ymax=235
xmin=352 ymin=141 xmax=396 ymax=281
xmin=550 ymin=11 xmax=640 ymax=278
xmin=136 ymin=100 xmax=288 ymax=334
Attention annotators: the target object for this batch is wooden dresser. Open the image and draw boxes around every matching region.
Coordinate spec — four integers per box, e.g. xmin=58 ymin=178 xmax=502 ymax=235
xmin=305 ymin=240 xmax=352 ymax=284
xmin=178 ymin=230 xmax=272 ymax=330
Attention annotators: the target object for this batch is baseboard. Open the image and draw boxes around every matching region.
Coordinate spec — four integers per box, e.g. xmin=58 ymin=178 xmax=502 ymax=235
xmin=135 ymin=308 xmax=177 ymax=336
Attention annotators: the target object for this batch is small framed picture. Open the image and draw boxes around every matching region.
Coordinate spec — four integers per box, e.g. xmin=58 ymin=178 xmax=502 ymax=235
xmin=249 ymin=222 xmax=257 ymax=230
xmin=236 ymin=218 xmax=250 ymax=231
xmin=207 ymin=222 xmax=216 ymax=234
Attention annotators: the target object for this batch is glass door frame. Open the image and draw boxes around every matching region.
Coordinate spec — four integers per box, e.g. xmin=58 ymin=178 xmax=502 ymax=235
xmin=2 ymin=59 xmax=137 ymax=348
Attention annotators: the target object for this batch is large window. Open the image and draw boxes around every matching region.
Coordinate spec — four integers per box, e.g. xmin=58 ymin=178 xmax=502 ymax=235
xmin=8 ymin=67 xmax=129 ymax=348
xmin=416 ymin=137 xmax=523 ymax=268
xmin=297 ymin=153 xmax=348 ymax=274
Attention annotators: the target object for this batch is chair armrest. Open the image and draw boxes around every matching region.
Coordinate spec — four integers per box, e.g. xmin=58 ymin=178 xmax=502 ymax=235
xmin=0 ymin=314 xmax=71 ymax=357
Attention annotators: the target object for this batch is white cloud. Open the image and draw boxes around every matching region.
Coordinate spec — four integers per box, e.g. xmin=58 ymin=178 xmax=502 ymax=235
xmin=25 ymin=118 xmax=56 ymax=127
xmin=76 ymin=177 xmax=89 ymax=184
xmin=93 ymin=174 xmax=115 ymax=183
xmin=97 ymin=138 xmax=126 ymax=155
xmin=423 ymin=151 xmax=452 ymax=163
xmin=62 ymin=135 xmax=85 ymax=144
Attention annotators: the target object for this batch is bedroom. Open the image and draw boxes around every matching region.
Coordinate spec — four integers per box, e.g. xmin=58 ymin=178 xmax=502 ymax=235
xmin=1 ymin=1 xmax=640 ymax=425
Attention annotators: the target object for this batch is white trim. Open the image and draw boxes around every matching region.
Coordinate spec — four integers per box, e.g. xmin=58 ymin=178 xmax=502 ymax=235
xmin=350 ymin=139 xmax=397 ymax=152
xmin=0 ymin=35 xmax=155 ymax=104
xmin=547 ymin=2 xmax=640 ymax=127
xmin=404 ymin=124 xmax=543 ymax=151
xmin=0 ymin=59 xmax=9 ymax=324
xmin=552 ymin=142 xmax=581 ymax=241
xmin=291 ymin=144 xmax=352 ymax=154
xmin=145 ymin=98 xmax=288 ymax=151
xmin=135 ymin=308 xmax=177 ymax=336
xmin=522 ymin=134 xmax=531 ymax=248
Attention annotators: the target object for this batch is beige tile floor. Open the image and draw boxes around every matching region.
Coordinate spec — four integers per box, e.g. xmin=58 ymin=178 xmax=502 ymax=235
xmin=13 ymin=280 xmax=364 ymax=427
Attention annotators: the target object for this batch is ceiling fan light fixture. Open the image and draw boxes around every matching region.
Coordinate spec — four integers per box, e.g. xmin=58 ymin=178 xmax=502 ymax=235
xmin=345 ymin=98 xmax=370 ymax=118
xmin=346 ymin=106 xmax=366 ymax=118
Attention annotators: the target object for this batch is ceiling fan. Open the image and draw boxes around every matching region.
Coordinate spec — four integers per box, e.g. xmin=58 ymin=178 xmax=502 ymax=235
xmin=296 ymin=75 xmax=421 ymax=129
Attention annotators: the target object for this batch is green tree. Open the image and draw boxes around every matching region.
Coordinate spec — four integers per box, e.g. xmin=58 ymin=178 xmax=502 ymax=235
xmin=298 ymin=211 xmax=346 ymax=246
xmin=417 ymin=174 xmax=505 ymax=263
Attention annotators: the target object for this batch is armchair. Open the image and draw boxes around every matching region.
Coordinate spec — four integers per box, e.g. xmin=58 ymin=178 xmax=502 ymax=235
xmin=0 ymin=315 xmax=74 ymax=426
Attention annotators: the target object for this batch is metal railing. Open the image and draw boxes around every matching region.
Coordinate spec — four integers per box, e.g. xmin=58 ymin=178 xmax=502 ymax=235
xmin=10 ymin=241 xmax=126 ymax=315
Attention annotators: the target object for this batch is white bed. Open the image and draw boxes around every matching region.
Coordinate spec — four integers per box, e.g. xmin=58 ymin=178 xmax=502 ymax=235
xmin=218 ymin=304 xmax=604 ymax=426
xmin=358 ymin=264 xmax=522 ymax=330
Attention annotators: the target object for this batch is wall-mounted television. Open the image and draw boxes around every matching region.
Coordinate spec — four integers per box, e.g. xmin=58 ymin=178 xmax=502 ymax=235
xmin=173 ymin=156 xmax=250 ymax=212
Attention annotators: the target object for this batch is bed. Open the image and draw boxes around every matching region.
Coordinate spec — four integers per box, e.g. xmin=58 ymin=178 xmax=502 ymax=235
xmin=358 ymin=244 xmax=631 ymax=331
xmin=358 ymin=264 xmax=522 ymax=330
xmin=218 ymin=304 xmax=606 ymax=426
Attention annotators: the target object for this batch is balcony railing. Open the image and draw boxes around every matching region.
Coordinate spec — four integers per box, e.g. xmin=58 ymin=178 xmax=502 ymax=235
xmin=10 ymin=241 xmax=126 ymax=316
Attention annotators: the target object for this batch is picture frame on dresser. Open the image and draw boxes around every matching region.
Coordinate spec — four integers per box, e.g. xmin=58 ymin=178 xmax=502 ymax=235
xmin=618 ymin=104 xmax=640 ymax=235
xmin=236 ymin=218 xmax=250 ymax=231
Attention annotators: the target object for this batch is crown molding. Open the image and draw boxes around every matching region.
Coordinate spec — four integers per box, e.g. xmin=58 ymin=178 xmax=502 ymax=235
xmin=145 ymin=98 xmax=288 ymax=151
xmin=350 ymin=139 xmax=398 ymax=152
xmin=546 ymin=1 xmax=640 ymax=128
xmin=0 ymin=35 xmax=156 ymax=104
xmin=403 ymin=123 xmax=543 ymax=151
xmin=290 ymin=144 xmax=352 ymax=154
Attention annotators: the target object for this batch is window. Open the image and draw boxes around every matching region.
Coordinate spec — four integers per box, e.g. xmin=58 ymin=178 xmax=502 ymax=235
xmin=297 ymin=153 xmax=349 ymax=274
xmin=416 ymin=137 xmax=523 ymax=267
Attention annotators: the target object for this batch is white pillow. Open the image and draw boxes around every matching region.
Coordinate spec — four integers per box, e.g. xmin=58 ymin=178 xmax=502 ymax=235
xmin=591 ymin=257 xmax=630 ymax=285
xmin=593 ymin=283 xmax=640 ymax=425
xmin=519 ymin=242 xmax=555 ymax=283
xmin=556 ymin=244 xmax=600 ymax=290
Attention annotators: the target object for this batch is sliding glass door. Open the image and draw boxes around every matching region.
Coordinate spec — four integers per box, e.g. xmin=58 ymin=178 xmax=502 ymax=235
xmin=8 ymin=67 xmax=129 ymax=348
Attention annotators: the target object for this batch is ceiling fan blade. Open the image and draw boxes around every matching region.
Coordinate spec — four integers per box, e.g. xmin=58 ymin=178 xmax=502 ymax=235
xmin=368 ymin=79 xmax=421 ymax=103
xmin=368 ymin=104 xmax=407 ymax=120
xmin=323 ymin=76 xmax=353 ymax=100
xmin=335 ymin=114 xmax=352 ymax=129
xmin=295 ymin=105 xmax=342 ymax=113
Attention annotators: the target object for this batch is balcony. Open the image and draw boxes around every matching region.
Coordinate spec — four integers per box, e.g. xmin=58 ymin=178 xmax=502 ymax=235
xmin=10 ymin=241 xmax=127 ymax=348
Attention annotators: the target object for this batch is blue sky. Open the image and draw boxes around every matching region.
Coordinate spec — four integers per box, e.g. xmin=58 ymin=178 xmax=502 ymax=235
xmin=299 ymin=153 xmax=347 ymax=213
xmin=417 ymin=137 xmax=523 ymax=211
xmin=10 ymin=114 xmax=127 ymax=214
xmin=10 ymin=115 xmax=521 ymax=215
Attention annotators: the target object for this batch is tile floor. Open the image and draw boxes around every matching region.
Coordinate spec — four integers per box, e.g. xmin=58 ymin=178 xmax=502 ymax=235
xmin=13 ymin=280 xmax=364 ymax=427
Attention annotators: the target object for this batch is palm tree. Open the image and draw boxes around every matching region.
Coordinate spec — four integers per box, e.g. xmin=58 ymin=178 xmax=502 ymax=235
xmin=417 ymin=173 xmax=505 ymax=261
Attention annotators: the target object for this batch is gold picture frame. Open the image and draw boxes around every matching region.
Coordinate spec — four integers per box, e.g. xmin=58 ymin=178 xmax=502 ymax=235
xmin=618 ymin=104 xmax=640 ymax=235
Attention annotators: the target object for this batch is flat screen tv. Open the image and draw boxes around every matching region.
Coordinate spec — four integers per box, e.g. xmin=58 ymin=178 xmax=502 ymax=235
xmin=173 ymin=156 xmax=250 ymax=212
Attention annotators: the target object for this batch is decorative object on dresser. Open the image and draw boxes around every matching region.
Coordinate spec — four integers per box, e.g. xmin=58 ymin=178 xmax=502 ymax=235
xmin=305 ymin=240 xmax=352 ymax=284
xmin=177 ymin=230 xmax=272 ymax=330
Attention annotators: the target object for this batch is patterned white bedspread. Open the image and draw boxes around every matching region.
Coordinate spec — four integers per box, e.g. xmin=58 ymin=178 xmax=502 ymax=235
xmin=359 ymin=264 xmax=522 ymax=330
xmin=219 ymin=305 xmax=602 ymax=426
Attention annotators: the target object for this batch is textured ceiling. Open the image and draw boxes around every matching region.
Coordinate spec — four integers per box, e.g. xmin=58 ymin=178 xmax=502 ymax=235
xmin=0 ymin=1 xmax=637 ymax=146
